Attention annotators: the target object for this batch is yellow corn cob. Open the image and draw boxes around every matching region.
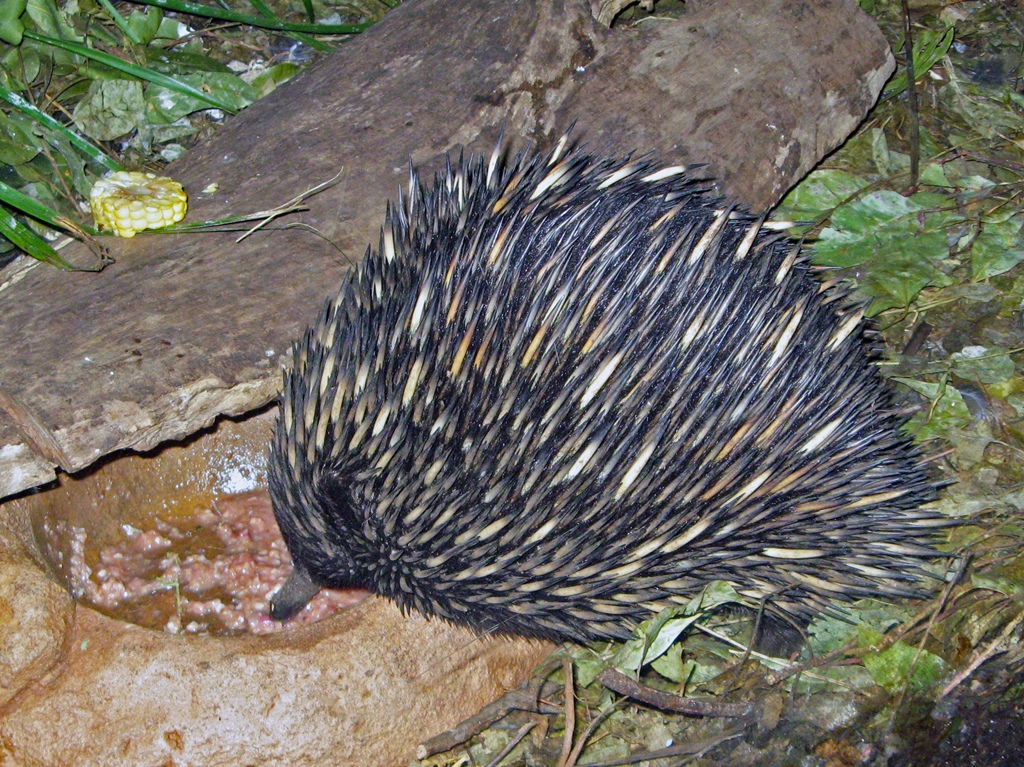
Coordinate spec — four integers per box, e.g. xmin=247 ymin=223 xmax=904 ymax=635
xmin=90 ymin=171 xmax=187 ymax=238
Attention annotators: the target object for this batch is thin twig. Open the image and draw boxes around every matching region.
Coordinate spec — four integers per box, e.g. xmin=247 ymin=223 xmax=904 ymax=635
xmin=235 ymin=170 xmax=345 ymax=241
xmin=416 ymin=654 xmax=563 ymax=759
xmin=887 ymin=555 xmax=970 ymax=731
xmin=900 ymin=0 xmax=921 ymax=191
xmin=563 ymin=699 xmax=620 ymax=767
xmin=556 ymin=656 xmax=576 ymax=767
xmin=575 ymin=727 xmax=746 ymax=767
xmin=482 ymin=721 xmax=536 ymax=767
xmin=940 ymin=606 xmax=1024 ymax=699
xmin=596 ymin=668 xmax=754 ymax=718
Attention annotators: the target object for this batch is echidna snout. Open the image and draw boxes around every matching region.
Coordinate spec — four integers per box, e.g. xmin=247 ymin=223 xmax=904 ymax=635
xmin=267 ymin=141 xmax=943 ymax=642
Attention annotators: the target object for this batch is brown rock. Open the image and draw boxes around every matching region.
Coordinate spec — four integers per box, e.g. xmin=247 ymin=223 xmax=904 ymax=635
xmin=0 ymin=600 xmax=549 ymax=766
xmin=0 ymin=543 xmax=74 ymax=710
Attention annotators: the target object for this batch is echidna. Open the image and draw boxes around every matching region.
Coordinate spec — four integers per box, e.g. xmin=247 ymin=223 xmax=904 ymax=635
xmin=267 ymin=139 xmax=945 ymax=643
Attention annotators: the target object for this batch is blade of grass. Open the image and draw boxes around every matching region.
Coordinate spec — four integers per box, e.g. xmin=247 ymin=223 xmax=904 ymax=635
xmin=247 ymin=0 xmax=331 ymax=52
xmin=127 ymin=0 xmax=374 ymax=34
xmin=883 ymin=25 xmax=954 ymax=100
xmin=0 ymin=178 xmax=100 ymax=235
xmin=95 ymin=0 xmax=143 ymax=44
xmin=23 ymin=30 xmax=240 ymax=112
xmin=0 ymin=85 xmax=123 ymax=172
xmin=0 ymin=207 xmax=73 ymax=269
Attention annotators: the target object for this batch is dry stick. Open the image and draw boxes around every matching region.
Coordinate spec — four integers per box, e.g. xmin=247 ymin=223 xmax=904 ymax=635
xmin=482 ymin=721 xmax=536 ymax=767
xmin=416 ymin=687 xmax=559 ymax=759
xmin=596 ymin=668 xmax=754 ymax=718
xmin=563 ymin=699 xmax=621 ymax=767
xmin=556 ymin=656 xmax=576 ymax=767
xmin=900 ymin=0 xmax=921 ymax=191
xmin=940 ymin=606 xmax=1024 ymax=700
xmin=570 ymin=727 xmax=747 ymax=767
xmin=416 ymin=654 xmax=564 ymax=759
xmin=886 ymin=555 xmax=970 ymax=733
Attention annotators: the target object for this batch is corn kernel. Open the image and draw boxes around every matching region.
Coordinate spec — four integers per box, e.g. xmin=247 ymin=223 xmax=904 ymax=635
xmin=90 ymin=171 xmax=188 ymax=238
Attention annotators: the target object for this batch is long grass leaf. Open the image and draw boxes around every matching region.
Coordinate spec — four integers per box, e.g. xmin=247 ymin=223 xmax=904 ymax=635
xmin=0 ymin=84 xmax=123 ymax=171
xmin=247 ymin=0 xmax=331 ymax=52
xmin=128 ymin=0 xmax=373 ymax=34
xmin=24 ymin=30 xmax=240 ymax=112
xmin=0 ymin=178 xmax=99 ymax=234
xmin=0 ymin=207 xmax=73 ymax=269
xmin=95 ymin=0 xmax=143 ymax=44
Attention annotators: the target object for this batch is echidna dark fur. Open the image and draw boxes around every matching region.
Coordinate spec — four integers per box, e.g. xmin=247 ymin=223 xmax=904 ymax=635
xmin=267 ymin=139 xmax=945 ymax=643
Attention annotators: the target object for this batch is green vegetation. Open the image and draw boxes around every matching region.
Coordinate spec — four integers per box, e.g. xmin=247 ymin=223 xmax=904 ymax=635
xmin=0 ymin=0 xmax=387 ymax=268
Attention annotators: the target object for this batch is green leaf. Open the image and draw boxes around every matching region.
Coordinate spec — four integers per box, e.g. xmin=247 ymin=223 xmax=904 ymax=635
xmin=127 ymin=6 xmax=163 ymax=45
xmin=0 ymin=205 xmax=72 ymax=268
xmin=41 ymin=128 xmax=92 ymax=199
xmin=950 ymin=346 xmax=1016 ymax=385
xmin=0 ymin=110 xmax=41 ymax=164
xmin=250 ymin=62 xmax=301 ymax=97
xmin=972 ymin=553 xmax=1024 ymax=597
xmin=145 ymin=48 xmax=233 ymax=75
xmin=144 ymin=72 xmax=257 ymax=122
xmin=814 ymin=190 xmax=961 ymax=312
xmin=820 ymin=191 xmax=927 ymax=266
xmin=869 ymin=129 xmax=910 ymax=178
xmin=23 ymin=0 xmax=80 ymax=42
xmin=860 ymin=633 xmax=949 ymax=694
xmin=0 ymin=176 xmax=95 ymax=233
xmin=23 ymin=30 xmax=242 ymax=112
xmin=154 ymin=14 xmax=189 ymax=40
xmin=690 ymin=580 xmax=744 ymax=612
xmin=611 ymin=582 xmax=744 ymax=674
xmin=131 ymin=119 xmax=197 ymax=154
xmin=2 ymin=43 xmax=39 ymax=87
xmin=919 ymin=162 xmax=952 ymax=188
xmin=572 ymin=647 xmax=608 ymax=688
xmin=894 ymin=378 xmax=972 ymax=441
xmin=774 ymin=169 xmax=870 ymax=223
xmin=73 ymin=78 xmax=146 ymax=140
xmin=941 ymin=81 xmax=1024 ymax=141
xmin=864 ymin=252 xmax=952 ymax=315
xmin=94 ymin=0 xmax=139 ymax=44
xmin=612 ymin=609 xmax=702 ymax=674
xmin=883 ymin=25 xmax=955 ymax=100
xmin=808 ymin=601 xmax=916 ymax=658
xmin=0 ymin=0 xmax=27 ymax=45
xmin=650 ymin=642 xmax=686 ymax=683
xmin=971 ymin=213 xmax=1024 ymax=281
xmin=129 ymin=0 xmax=371 ymax=34
xmin=0 ymin=83 xmax=122 ymax=171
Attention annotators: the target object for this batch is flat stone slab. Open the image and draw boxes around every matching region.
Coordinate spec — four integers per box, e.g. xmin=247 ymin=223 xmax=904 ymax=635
xmin=0 ymin=0 xmax=893 ymax=499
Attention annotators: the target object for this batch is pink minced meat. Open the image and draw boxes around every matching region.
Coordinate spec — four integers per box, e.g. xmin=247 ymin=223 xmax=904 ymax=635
xmin=44 ymin=490 xmax=366 ymax=635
